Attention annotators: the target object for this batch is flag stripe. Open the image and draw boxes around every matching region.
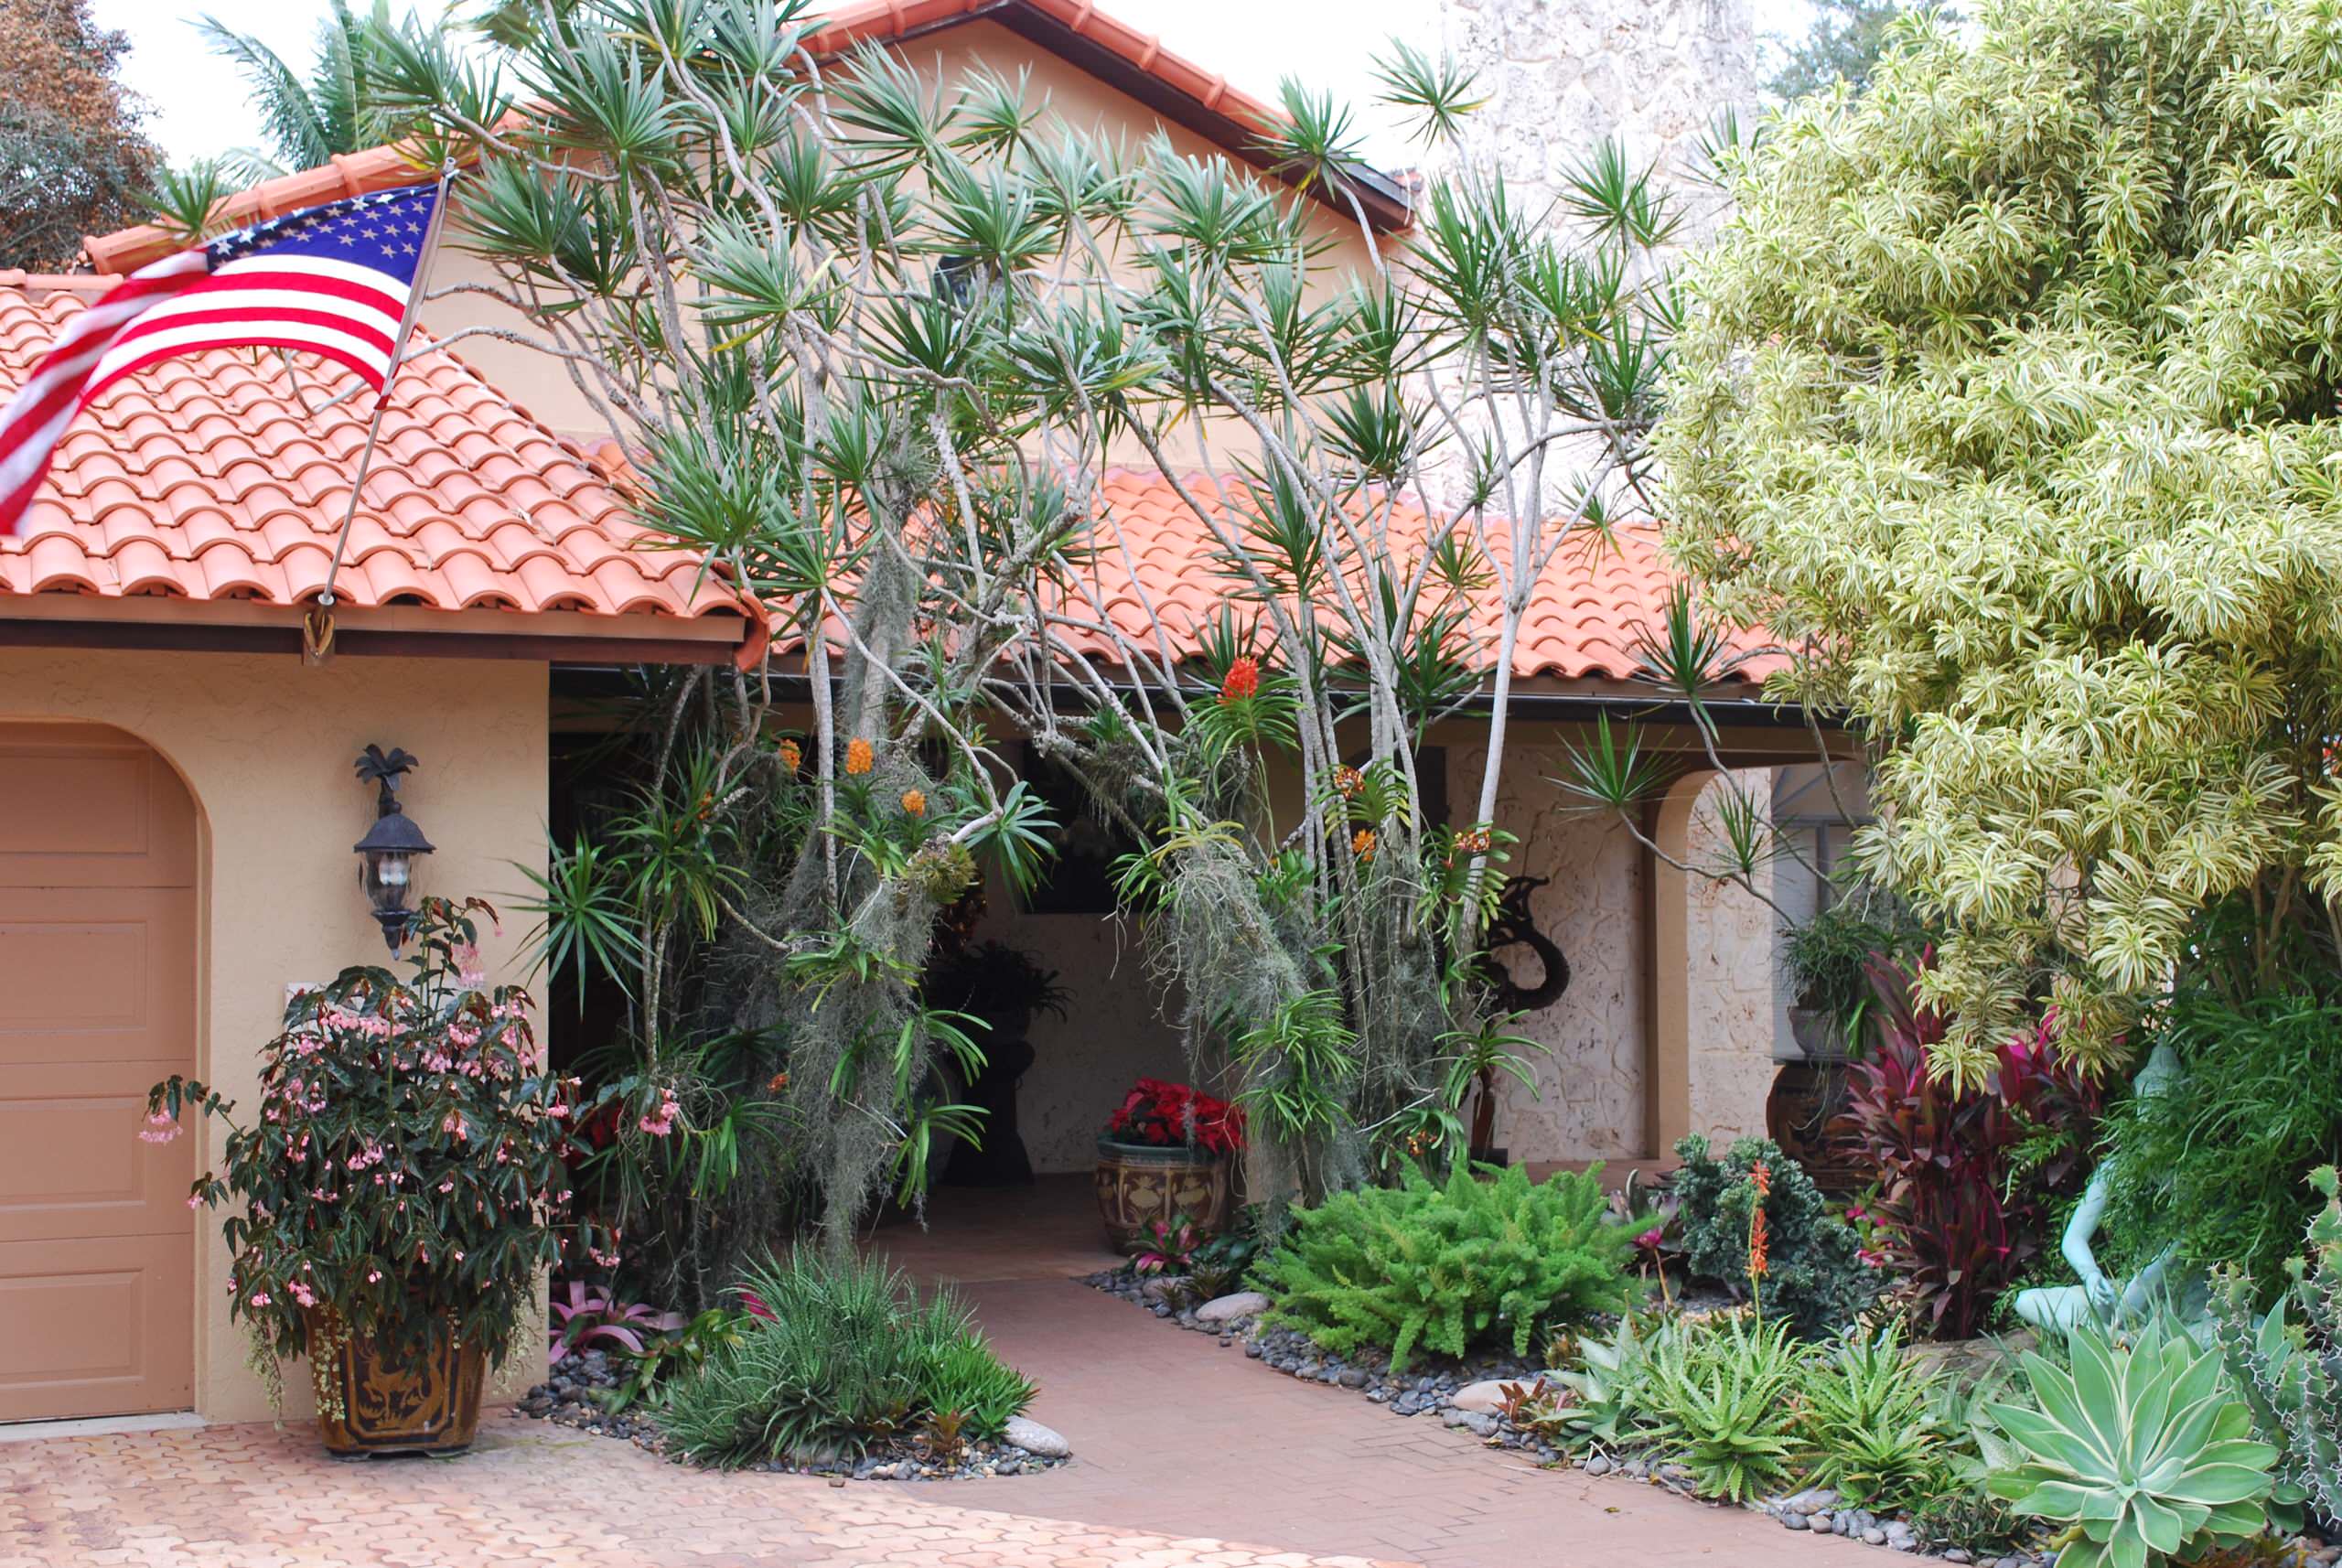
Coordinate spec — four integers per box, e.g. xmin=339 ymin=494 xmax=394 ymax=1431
xmin=0 ymin=182 xmax=442 ymax=538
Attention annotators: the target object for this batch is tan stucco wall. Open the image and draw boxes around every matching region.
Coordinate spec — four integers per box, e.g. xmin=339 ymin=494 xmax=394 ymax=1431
xmin=1683 ymin=769 xmax=1778 ymax=1147
xmin=0 ymin=647 xmax=548 ymax=1423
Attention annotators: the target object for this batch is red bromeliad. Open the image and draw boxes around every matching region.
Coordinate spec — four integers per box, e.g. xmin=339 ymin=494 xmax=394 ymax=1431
xmin=1218 ymin=656 xmax=1260 ymax=704
xmin=1104 ymin=1077 xmax=1244 ymax=1155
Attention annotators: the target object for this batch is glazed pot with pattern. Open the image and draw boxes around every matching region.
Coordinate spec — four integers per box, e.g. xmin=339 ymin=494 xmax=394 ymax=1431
xmin=1094 ymin=1136 xmax=1233 ymax=1252
xmin=307 ymin=1314 xmax=486 ymax=1457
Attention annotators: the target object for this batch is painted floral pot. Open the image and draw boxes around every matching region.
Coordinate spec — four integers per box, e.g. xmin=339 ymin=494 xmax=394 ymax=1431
xmin=309 ymin=1317 xmax=486 ymax=1457
xmin=1094 ymin=1136 xmax=1232 ymax=1252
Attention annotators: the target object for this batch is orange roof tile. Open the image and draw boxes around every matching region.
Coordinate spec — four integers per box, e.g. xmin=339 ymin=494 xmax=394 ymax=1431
xmin=1067 ymin=470 xmax=1767 ymax=686
xmin=0 ymin=276 xmax=747 ymax=633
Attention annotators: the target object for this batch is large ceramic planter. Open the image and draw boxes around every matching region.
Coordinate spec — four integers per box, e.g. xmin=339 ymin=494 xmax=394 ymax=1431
xmin=308 ymin=1316 xmax=486 ymax=1457
xmin=1094 ymin=1136 xmax=1232 ymax=1252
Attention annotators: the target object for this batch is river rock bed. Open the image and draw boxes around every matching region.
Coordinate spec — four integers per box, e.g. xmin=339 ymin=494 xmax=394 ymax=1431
xmin=515 ymin=1347 xmax=1072 ymax=1481
xmin=1080 ymin=1268 xmax=2342 ymax=1566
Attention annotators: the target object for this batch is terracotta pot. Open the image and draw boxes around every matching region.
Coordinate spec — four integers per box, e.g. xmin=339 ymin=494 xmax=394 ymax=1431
xmin=1765 ymin=1059 xmax=1864 ymax=1196
xmin=1093 ymin=1136 xmax=1232 ymax=1252
xmin=307 ymin=1316 xmax=486 ymax=1457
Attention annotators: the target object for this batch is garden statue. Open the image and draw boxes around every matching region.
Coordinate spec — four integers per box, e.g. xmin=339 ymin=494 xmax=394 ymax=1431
xmin=2014 ymin=1042 xmax=2205 ymax=1334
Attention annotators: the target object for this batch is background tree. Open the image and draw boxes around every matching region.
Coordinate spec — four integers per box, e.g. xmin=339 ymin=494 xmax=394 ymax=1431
xmin=1766 ymin=0 xmax=1941 ymax=101
xmin=197 ymin=0 xmax=402 ymax=181
xmin=1658 ymin=0 xmax=2342 ymax=1079
xmin=0 ymin=0 xmax=159 ymax=270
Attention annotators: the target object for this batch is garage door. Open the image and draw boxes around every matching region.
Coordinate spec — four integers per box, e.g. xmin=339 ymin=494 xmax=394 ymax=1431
xmin=0 ymin=724 xmax=196 ymax=1423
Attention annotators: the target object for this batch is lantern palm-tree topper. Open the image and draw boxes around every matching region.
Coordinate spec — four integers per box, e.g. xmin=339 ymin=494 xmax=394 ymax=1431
xmin=353 ymin=745 xmax=433 ymax=950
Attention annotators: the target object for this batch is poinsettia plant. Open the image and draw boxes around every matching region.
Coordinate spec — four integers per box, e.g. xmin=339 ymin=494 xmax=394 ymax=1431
xmin=1103 ymin=1078 xmax=1244 ymax=1155
xmin=145 ymin=897 xmax=642 ymax=1412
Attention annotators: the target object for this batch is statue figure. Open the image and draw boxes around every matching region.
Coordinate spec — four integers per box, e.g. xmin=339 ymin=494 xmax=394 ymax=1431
xmin=2014 ymin=1042 xmax=2204 ymax=1335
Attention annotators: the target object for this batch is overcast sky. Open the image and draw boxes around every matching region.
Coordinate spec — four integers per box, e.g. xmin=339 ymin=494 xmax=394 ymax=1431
xmin=91 ymin=0 xmax=1816 ymax=170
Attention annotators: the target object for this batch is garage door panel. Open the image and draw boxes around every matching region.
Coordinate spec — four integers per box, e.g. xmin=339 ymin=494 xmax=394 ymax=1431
xmin=0 ymin=725 xmax=197 ymax=1424
xmin=0 ymin=1235 xmax=194 ymax=1422
xmin=0 ymin=890 xmax=194 ymax=1067
xmin=0 ymin=726 xmax=194 ymax=888
xmin=0 ymin=1062 xmax=196 ymax=1243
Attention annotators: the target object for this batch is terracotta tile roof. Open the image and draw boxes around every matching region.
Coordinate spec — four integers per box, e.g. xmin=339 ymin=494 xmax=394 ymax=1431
xmin=1066 ymin=470 xmax=1764 ymax=685
xmin=0 ymin=275 xmax=747 ymax=631
xmin=82 ymin=1 xmax=1410 ymax=275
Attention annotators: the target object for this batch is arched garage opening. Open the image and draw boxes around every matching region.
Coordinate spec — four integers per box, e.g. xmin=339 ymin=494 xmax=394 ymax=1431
xmin=0 ymin=721 xmax=199 ymax=1422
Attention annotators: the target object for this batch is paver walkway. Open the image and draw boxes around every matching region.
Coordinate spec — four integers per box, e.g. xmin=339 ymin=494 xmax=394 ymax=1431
xmin=0 ymin=1179 xmax=1875 ymax=1567
xmin=882 ymin=1179 xmax=1867 ymax=1568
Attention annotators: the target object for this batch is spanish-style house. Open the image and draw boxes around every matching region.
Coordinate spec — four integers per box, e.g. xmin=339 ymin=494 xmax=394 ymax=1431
xmin=0 ymin=0 xmax=1824 ymax=1427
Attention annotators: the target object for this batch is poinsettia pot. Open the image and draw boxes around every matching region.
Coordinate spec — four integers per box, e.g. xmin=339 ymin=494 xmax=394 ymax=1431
xmin=307 ymin=1312 xmax=485 ymax=1456
xmin=1094 ymin=1136 xmax=1232 ymax=1252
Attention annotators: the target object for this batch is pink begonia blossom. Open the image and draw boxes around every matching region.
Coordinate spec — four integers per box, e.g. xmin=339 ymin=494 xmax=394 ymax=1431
xmin=287 ymin=1281 xmax=317 ymax=1308
xmin=249 ymin=1291 xmax=273 ymax=1308
xmin=186 ymin=1194 xmax=203 ymax=1209
xmin=367 ymin=1270 xmax=382 ymax=1283
xmin=639 ymin=1089 xmax=682 ymax=1137
xmin=137 ymin=1110 xmax=182 ymax=1144
xmin=455 ymin=943 xmax=487 ymax=989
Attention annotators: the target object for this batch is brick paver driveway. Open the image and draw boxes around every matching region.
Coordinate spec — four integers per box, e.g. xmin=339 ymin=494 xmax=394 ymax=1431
xmin=0 ymin=1182 xmax=1871 ymax=1567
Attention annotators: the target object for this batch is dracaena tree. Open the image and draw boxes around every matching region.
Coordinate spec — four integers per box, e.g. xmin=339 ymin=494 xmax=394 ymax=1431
xmin=1657 ymin=0 xmax=2342 ymax=1080
xmin=365 ymin=0 xmax=1672 ymax=1230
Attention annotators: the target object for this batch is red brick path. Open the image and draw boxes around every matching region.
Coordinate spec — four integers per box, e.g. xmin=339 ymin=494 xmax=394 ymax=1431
xmin=0 ymin=1180 xmax=1874 ymax=1568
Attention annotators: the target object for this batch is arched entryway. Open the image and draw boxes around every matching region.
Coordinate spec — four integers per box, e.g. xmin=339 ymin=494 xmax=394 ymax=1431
xmin=0 ymin=721 xmax=198 ymax=1422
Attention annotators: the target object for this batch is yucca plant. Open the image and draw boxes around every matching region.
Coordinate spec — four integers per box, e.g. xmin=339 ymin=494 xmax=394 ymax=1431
xmin=1985 ymin=1318 xmax=2280 ymax=1568
xmin=364 ymin=0 xmax=1676 ymax=1225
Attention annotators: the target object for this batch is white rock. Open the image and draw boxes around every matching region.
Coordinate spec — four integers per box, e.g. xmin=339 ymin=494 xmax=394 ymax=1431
xmin=1002 ymin=1416 xmax=1069 ymax=1458
xmin=1194 ymin=1291 xmax=1269 ymax=1325
xmin=1447 ymin=1378 xmax=1520 ymax=1413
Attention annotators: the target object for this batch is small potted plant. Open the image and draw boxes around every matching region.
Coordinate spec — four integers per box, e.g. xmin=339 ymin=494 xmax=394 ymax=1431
xmin=1094 ymin=1077 xmax=1241 ymax=1251
xmin=146 ymin=897 xmax=618 ymax=1455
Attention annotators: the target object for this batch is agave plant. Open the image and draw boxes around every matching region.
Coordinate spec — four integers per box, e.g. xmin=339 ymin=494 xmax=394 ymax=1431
xmin=1550 ymin=1314 xmax=1655 ymax=1453
xmin=1985 ymin=1318 xmax=2280 ymax=1568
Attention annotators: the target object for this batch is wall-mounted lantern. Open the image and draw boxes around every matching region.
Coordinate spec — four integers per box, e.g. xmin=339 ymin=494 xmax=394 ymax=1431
xmin=353 ymin=745 xmax=434 ymax=952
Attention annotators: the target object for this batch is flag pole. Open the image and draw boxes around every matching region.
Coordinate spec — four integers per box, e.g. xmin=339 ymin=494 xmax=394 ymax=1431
xmin=306 ymin=164 xmax=457 ymax=664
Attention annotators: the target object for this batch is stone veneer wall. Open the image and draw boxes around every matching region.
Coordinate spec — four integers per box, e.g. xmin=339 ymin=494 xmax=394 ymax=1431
xmin=1437 ymin=0 xmax=1758 ymax=242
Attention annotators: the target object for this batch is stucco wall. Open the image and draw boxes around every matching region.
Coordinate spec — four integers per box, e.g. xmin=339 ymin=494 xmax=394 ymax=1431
xmin=0 ymin=647 xmax=549 ymax=1423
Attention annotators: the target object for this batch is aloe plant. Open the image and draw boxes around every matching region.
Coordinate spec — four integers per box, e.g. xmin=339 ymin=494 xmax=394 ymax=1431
xmin=2212 ymin=1165 xmax=2342 ymax=1533
xmin=1985 ymin=1318 xmax=2280 ymax=1568
xmin=1551 ymin=1315 xmax=1654 ymax=1453
xmin=1639 ymin=1314 xmax=1805 ymax=1503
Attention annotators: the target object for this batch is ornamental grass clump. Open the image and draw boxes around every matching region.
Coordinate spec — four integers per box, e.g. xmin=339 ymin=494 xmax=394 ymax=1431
xmin=1255 ymin=1162 xmax=1645 ymax=1371
xmin=659 ymin=1249 xmax=1035 ymax=1467
xmin=145 ymin=897 xmax=604 ymax=1415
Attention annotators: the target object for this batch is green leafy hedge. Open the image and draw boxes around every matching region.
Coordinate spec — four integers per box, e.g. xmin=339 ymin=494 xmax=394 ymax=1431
xmin=1255 ymin=1162 xmax=1644 ymax=1370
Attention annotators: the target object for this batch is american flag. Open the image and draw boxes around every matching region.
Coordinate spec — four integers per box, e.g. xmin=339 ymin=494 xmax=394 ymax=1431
xmin=0 ymin=180 xmax=446 ymax=536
